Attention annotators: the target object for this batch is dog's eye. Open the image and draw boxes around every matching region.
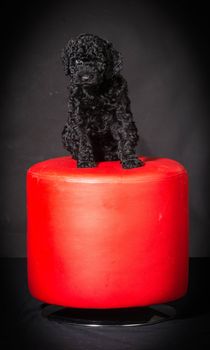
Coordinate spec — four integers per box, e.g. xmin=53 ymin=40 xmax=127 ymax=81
xmin=98 ymin=62 xmax=105 ymax=71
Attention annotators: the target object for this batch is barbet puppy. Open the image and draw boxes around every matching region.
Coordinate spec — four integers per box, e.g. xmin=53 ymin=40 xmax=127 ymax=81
xmin=61 ymin=33 xmax=144 ymax=169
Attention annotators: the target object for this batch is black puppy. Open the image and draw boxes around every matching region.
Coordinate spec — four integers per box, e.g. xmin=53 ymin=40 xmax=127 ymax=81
xmin=61 ymin=33 xmax=144 ymax=169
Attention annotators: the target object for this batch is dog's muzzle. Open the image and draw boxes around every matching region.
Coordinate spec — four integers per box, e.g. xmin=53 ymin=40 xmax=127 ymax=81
xmin=74 ymin=65 xmax=99 ymax=85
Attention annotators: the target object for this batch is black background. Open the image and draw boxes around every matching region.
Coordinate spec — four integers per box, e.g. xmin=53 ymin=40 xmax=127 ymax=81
xmin=1 ymin=0 xmax=210 ymax=257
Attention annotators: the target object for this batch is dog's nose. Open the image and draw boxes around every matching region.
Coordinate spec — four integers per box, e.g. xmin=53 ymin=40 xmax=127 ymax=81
xmin=81 ymin=75 xmax=90 ymax=81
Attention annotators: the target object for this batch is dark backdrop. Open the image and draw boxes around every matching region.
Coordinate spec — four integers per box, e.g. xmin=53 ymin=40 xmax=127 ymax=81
xmin=1 ymin=0 xmax=210 ymax=256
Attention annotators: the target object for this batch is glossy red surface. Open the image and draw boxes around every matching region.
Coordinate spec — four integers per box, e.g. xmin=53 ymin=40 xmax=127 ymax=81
xmin=27 ymin=156 xmax=189 ymax=308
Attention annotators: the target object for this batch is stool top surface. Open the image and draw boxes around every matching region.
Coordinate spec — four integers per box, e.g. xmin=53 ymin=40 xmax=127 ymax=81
xmin=27 ymin=156 xmax=187 ymax=183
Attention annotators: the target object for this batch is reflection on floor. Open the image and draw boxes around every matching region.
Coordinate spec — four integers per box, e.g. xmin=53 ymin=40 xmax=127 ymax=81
xmin=1 ymin=258 xmax=210 ymax=350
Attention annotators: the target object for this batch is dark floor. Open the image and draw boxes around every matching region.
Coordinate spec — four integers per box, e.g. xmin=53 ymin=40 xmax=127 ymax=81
xmin=1 ymin=258 xmax=210 ymax=349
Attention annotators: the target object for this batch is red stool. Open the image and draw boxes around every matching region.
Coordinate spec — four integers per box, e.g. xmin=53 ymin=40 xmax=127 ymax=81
xmin=27 ymin=156 xmax=189 ymax=316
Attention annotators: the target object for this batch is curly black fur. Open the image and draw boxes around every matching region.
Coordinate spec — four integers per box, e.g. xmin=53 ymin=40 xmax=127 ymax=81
xmin=61 ymin=33 xmax=144 ymax=169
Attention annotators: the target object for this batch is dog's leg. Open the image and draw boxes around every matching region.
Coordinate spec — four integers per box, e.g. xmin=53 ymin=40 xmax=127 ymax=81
xmin=111 ymin=121 xmax=144 ymax=169
xmin=119 ymin=137 xmax=144 ymax=169
xmin=77 ymin=130 xmax=97 ymax=168
xmin=112 ymin=96 xmax=144 ymax=168
xmin=65 ymin=98 xmax=97 ymax=167
xmin=62 ymin=125 xmax=95 ymax=167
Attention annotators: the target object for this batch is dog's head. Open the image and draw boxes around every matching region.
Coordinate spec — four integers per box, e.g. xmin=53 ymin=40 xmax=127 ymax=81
xmin=61 ymin=33 xmax=123 ymax=86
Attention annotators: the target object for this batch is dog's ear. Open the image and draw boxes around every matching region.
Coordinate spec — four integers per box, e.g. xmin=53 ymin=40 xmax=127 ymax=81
xmin=112 ymin=47 xmax=123 ymax=76
xmin=61 ymin=39 xmax=75 ymax=76
xmin=105 ymin=42 xmax=123 ymax=79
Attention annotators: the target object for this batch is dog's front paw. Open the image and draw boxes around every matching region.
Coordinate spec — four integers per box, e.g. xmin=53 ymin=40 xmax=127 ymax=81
xmin=122 ymin=158 xmax=144 ymax=169
xmin=77 ymin=160 xmax=97 ymax=168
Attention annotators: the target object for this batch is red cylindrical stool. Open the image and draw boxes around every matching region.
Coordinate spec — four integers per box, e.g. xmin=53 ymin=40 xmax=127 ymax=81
xmin=27 ymin=156 xmax=189 ymax=309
